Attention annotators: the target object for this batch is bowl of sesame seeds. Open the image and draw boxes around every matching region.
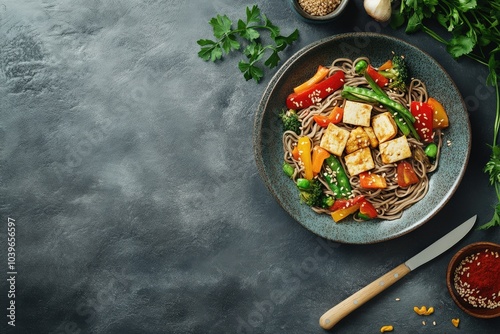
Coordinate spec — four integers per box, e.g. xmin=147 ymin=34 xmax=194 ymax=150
xmin=446 ymin=242 xmax=500 ymax=318
xmin=290 ymin=0 xmax=350 ymax=23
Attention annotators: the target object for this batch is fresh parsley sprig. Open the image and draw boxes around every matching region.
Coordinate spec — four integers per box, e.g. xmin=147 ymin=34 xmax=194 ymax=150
xmin=197 ymin=5 xmax=299 ymax=82
xmin=391 ymin=0 xmax=500 ymax=229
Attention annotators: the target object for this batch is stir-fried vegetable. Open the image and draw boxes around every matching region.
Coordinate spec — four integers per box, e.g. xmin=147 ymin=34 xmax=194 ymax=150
xmin=312 ymin=146 xmax=331 ymax=176
xmin=279 ymin=109 xmax=301 ymax=133
xmin=313 ymin=106 xmax=344 ymax=127
xmin=297 ymin=136 xmax=313 ymax=180
xmin=397 ymin=161 xmax=419 ymax=187
xmin=296 ymin=178 xmax=325 ymax=207
xmin=377 ymin=54 xmax=409 ymax=92
xmin=410 ymin=101 xmax=434 ymax=143
xmin=286 ymin=71 xmax=345 ymax=110
xmin=293 ymin=65 xmax=330 ymax=94
xmin=324 ymin=155 xmax=351 ymax=199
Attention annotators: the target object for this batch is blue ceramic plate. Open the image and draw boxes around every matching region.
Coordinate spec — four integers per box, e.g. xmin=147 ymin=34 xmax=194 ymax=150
xmin=253 ymin=33 xmax=471 ymax=244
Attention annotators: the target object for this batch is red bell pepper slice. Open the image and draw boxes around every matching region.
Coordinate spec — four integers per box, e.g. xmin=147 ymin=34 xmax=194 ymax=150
xmin=312 ymin=106 xmax=344 ymax=128
xmin=366 ymin=64 xmax=389 ymax=88
xmin=410 ymin=101 xmax=434 ymax=143
xmin=286 ymin=71 xmax=345 ymax=110
xmin=330 ymin=195 xmax=365 ymax=212
xmin=359 ymin=198 xmax=378 ymax=219
xmin=330 ymin=195 xmax=378 ymax=221
xmin=397 ymin=161 xmax=419 ymax=187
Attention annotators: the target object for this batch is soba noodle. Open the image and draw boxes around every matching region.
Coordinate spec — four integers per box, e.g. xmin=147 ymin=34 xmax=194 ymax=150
xmin=282 ymin=57 xmax=442 ymax=221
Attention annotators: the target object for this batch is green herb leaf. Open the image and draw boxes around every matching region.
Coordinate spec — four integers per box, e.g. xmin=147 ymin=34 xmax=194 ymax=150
xmin=210 ymin=14 xmax=232 ymax=39
xmin=246 ymin=5 xmax=261 ymax=25
xmin=487 ymin=54 xmax=499 ymax=86
xmin=478 ymin=203 xmax=500 ymax=229
xmin=406 ymin=12 xmax=423 ymax=33
xmin=390 ymin=11 xmax=406 ymax=29
xmin=238 ymin=61 xmax=264 ymax=82
xmin=265 ymin=50 xmax=281 ymax=69
xmin=485 ymin=145 xmax=500 ymax=184
xmin=457 ymin=0 xmax=477 ymax=12
xmin=446 ymin=34 xmax=475 ymax=58
xmin=263 ymin=15 xmax=281 ymax=39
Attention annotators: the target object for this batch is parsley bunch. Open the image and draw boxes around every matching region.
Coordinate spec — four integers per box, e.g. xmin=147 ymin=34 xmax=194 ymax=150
xmin=391 ymin=0 xmax=500 ymax=229
xmin=197 ymin=5 xmax=299 ymax=82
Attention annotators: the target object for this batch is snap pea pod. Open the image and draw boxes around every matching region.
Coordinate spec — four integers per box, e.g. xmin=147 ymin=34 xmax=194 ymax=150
xmin=324 ymin=156 xmax=351 ymax=199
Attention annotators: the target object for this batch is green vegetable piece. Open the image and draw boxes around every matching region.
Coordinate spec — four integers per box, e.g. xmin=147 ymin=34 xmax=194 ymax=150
xmin=354 ymin=60 xmax=368 ymax=74
xmin=324 ymin=156 xmax=351 ymax=199
xmin=279 ymin=109 xmax=301 ymax=133
xmin=357 ymin=213 xmax=371 ymax=221
xmin=283 ymin=162 xmax=294 ymax=178
xmin=296 ymin=178 xmax=311 ymax=190
xmin=377 ymin=55 xmax=409 ymax=92
xmin=322 ymin=195 xmax=335 ymax=209
xmin=425 ymin=143 xmax=438 ymax=159
xmin=298 ymin=179 xmax=323 ymax=207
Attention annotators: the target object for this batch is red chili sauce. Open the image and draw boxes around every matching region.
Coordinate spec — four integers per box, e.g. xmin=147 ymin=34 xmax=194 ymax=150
xmin=453 ymin=248 xmax=500 ymax=309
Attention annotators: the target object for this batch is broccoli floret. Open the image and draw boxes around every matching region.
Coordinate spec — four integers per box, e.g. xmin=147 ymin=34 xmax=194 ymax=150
xmin=378 ymin=55 xmax=409 ymax=92
xmin=297 ymin=178 xmax=324 ymax=207
xmin=321 ymin=195 xmax=335 ymax=209
xmin=279 ymin=109 xmax=301 ymax=134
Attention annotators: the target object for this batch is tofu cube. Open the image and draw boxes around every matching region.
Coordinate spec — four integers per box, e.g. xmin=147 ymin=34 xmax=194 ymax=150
xmin=345 ymin=127 xmax=371 ymax=154
xmin=344 ymin=147 xmax=375 ymax=176
xmin=320 ymin=123 xmax=350 ymax=156
xmin=379 ymin=136 xmax=412 ymax=164
xmin=363 ymin=126 xmax=379 ymax=148
xmin=371 ymin=112 xmax=398 ymax=143
xmin=342 ymin=101 xmax=372 ymax=127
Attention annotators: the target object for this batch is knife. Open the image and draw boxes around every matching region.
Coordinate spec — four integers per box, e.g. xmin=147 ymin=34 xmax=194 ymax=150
xmin=319 ymin=215 xmax=477 ymax=330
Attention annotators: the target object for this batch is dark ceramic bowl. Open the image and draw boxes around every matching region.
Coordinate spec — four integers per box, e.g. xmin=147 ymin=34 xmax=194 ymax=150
xmin=447 ymin=242 xmax=500 ymax=318
xmin=289 ymin=0 xmax=350 ymax=23
xmin=253 ymin=33 xmax=471 ymax=244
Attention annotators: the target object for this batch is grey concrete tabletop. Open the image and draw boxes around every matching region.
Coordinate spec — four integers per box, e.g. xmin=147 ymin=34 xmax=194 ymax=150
xmin=1 ymin=0 xmax=500 ymax=333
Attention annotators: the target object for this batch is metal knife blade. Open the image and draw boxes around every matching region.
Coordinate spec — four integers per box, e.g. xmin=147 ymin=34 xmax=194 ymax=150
xmin=405 ymin=215 xmax=477 ymax=270
xmin=319 ymin=215 xmax=477 ymax=330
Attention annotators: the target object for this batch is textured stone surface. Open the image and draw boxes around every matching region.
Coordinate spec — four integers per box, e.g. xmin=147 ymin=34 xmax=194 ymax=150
xmin=0 ymin=0 xmax=499 ymax=333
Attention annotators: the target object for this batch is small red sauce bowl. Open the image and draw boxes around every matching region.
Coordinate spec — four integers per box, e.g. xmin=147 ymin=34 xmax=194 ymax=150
xmin=447 ymin=241 xmax=500 ymax=318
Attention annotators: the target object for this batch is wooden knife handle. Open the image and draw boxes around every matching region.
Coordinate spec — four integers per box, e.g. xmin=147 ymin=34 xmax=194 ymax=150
xmin=319 ymin=263 xmax=411 ymax=330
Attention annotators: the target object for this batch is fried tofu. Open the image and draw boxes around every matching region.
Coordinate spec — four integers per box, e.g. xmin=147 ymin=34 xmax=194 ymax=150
xmin=379 ymin=136 xmax=412 ymax=164
xmin=345 ymin=127 xmax=371 ymax=154
xmin=320 ymin=123 xmax=350 ymax=156
xmin=344 ymin=147 xmax=375 ymax=176
xmin=363 ymin=126 xmax=379 ymax=148
xmin=342 ymin=101 xmax=372 ymax=127
xmin=371 ymin=112 xmax=398 ymax=143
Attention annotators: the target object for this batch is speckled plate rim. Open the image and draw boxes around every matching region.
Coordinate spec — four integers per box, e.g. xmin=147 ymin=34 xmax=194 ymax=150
xmin=253 ymin=32 xmax=471 ymax=244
